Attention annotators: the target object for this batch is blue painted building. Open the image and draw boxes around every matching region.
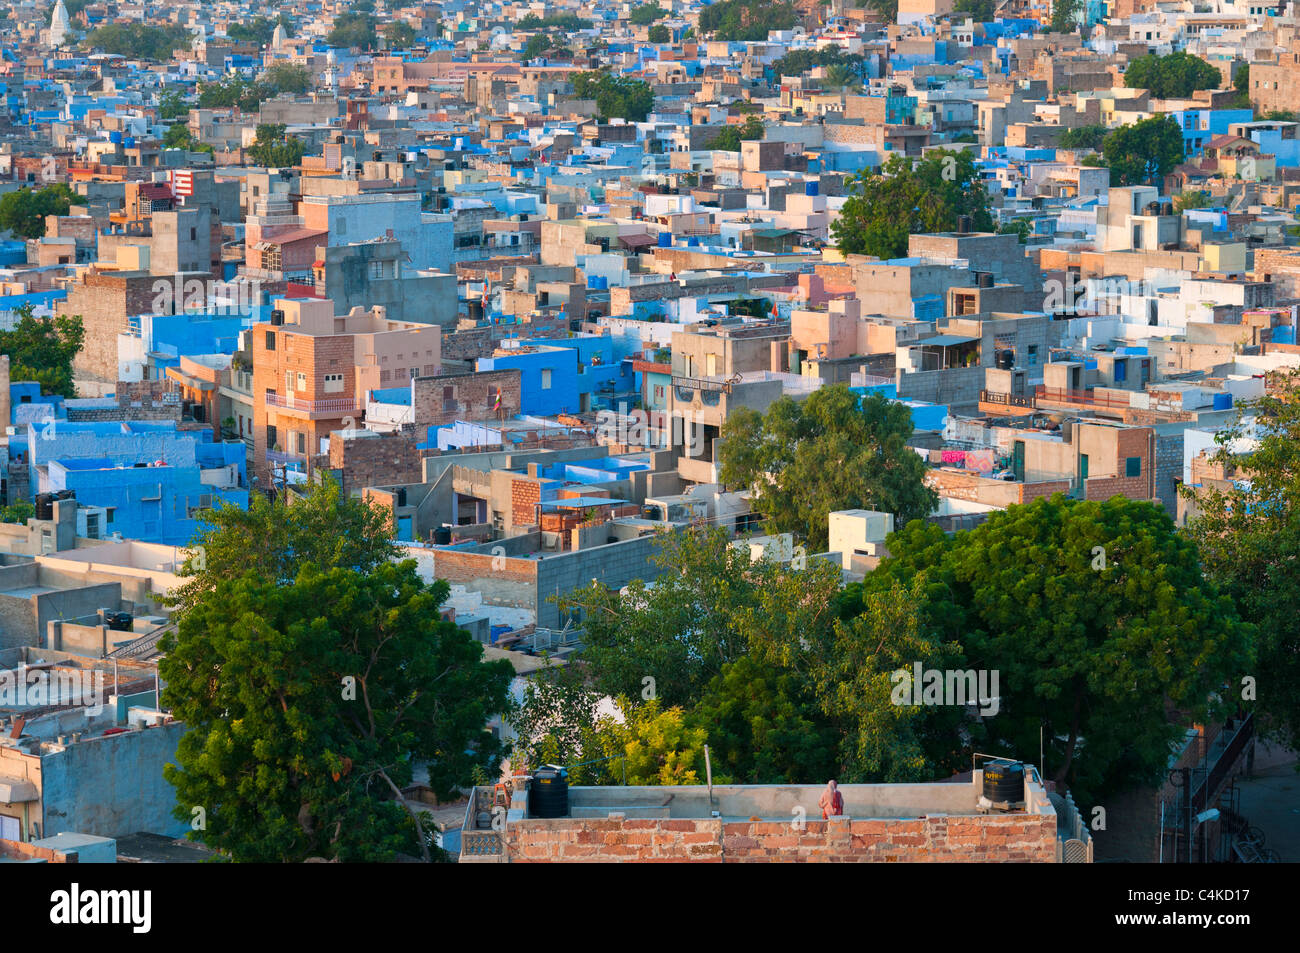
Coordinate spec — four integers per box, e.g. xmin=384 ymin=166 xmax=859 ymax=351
xmin=27 ymin=421 xmax=248 ymax=545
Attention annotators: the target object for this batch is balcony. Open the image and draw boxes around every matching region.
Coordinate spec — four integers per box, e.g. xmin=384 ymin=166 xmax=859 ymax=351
xmin=264 ymin=392 xmax=361 ymax=419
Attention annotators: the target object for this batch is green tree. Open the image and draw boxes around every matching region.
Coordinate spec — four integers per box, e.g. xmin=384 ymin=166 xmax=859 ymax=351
xmin=246 ymin=123 xmax=306 ymax=168
xmin=327 ymin=9 xmax=378 ymax=50
xmin=562 ymin=529 xmax=757 ymax=705
xmin=0 ymin=183 xmax=79 ymax=239
xmin=160 ymin=560 xmax=513 ymax=862
xmin=0 ymin=307 xmax=83 ymax=398
xmin=771 ymin=47 xmax=866 ymax=80
xmin=383 ymin=22 xmax=416 ymax=49
xmin=882 ymin=495 xmax=1254 ymax=806
xmin=832 ymin=150 xmax=993 ymax=259
xmin=647 ymin=23 xmax=670 ymax=43
xmin=1124 ymin=51 xmax=1221 ymax=99
xmin=198 ymin=76 xmax=268 ymax=112
xmin=522 ymin=34 xmax=556 ymax=59
xmin=157 ymin=87 xmax=190 ymax=120
xmin=1100 ymin=115 xmax=1185 ymax=186
xmin=167 ymin=476 xmax=398 ymax=616
xmin=81 ymin=23 xmax=192 ymax=60
xmin=698 ymin=0 xmax=797 ymax=41
xmin=952 ymin=0 xmax=996 ymax=20
xmin=1058 ymin=124 xmax=1108 ymax=151
xmin=570 ymin=71 xmax=655 ymax=122
xmin=718 ymin=385 xmax=938 ymax=550
xmin=1174 ymin=189 xmax=1211 ymax=212
xmin=630 ymin=3 xmax=668 ymax=25
xmin=1232 ymin=63 xmax=1251 ymax=109
xmin=262 ymin=62 xmax=312 ymax=95
xmin=162 ymin=124 xmax=214 ymax=155
xmin=227 ymin=15 xmax=293 ymax=46
xmin=0 ymin=501 xmax=35 ymax=524
xmin=997 ymin=218 xmax=1032 ymax=243
xmin=1050 ymin=0 xmax=1083 ymax=33
xmin=1183 ymin=368 xmax=1300 ymax=754
xmin=706 ymin=114 xmax=764 ymax=151
xmin=692 ymin=654 xmax=839 ymax=784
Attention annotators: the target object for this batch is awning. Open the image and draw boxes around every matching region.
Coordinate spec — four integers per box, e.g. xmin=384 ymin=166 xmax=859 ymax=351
xmin=0 ymin=776 xmax=38 ymax=803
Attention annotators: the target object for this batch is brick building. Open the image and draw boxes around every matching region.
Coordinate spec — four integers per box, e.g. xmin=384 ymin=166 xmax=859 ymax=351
xmin=251 ymin=297 xmax=441 ymax=484
xmin=462 ymin=769 xmax=1091 ymax=863
xmin=67 ymin=270 xmax=175 ymax=391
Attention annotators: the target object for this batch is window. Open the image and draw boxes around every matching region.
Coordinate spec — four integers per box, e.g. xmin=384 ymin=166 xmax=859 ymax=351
xmin=1114 ymin=361 xmax=1127 ymax=383
xmin=297 ymin=372 xmax=307 ymax=391
xmin=297 ymin=432 xmax=307 ymax=454
xmin=541 ymin=368 xmax=552 ymax=389
xmin=265 ymin=330 xmax=275 ymax=350
xmin=1126 ymin=457 xmax=1142 ymax=478
xmin=369 ymin=259 xmax=386 ymax=280
xmin=324 ymin=373 xmax=344 ymax=393
xmin=106 ymin=508 xmax=115 ymax=525
xmin=1027 ymin=345 xmax=1038 ymax=366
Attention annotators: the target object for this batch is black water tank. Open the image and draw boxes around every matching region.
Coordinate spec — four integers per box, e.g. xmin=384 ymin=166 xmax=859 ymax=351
xmin=529 ymin=765 xmax=569 ymax=818
xmin=433 ymin=526 xmax=452 ymax=545
xmin=35 ymin=493 xmax=55 ymax=520
xmin=996 ymin=349 xmax=1015 ymax=370
xmin=956 ymin=214 xmax=973 ymax=233
xmin=105 ymin=611 xmax=133 ymax=632
xmin=983 ymin=761 xmax=1025 ymax=804
xmin=394 ymin=487 xmax=407 ymax=507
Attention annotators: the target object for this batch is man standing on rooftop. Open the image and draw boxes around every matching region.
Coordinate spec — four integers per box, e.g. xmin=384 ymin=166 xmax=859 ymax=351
xmin=819 ymin=779 xmax=844 ymax=819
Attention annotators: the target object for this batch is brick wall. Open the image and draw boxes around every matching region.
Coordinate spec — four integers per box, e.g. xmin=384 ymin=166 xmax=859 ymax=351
xmin=68 ymin=272 xmax=171 ymax=385
xmin=503 ymin=813 xmax=1056 ymax=863
xmin=1084 ymin=427 xmax=1153 ymax=503
xmin=412 ymin=368 xmax=522 ymax=431
xmin=329 ymin=430 xmax=422 ymax=495
xmin=510 ymin=478 xmax=541 ymax=528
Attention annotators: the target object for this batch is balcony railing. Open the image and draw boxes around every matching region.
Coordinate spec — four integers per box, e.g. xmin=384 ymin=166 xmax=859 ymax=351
xmin=264 ymin=393 xmax=360 ymax=415
xmin=980 ymin=389 xmax=1034 ymax=407
xmin=1033 ymin=385 xmax=1133 ymax=410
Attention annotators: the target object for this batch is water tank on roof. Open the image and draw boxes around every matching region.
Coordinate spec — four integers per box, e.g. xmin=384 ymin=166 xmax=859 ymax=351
xmin=1213 ymin=392 xmax=1233 ymax=410
xmin=805 ymin=180 xmax=819 ymax=197
xmin=982 ymin=760 xmax=1025 ymax=806
xmin=433 ymin=526 xmax=452 ymax=545
xmin=108 ymin=131 xmax=122 ymax=144
xmin=599 ymin=276 xmax=608 ymax=290
xmin=34 ymin=492 xmax=55 ymax=520
xmin=529 ymin=764 xmax=569 ymax=818
xmin=657 ymin=232 xmax=671 ymax=248
xmin=687 ymin=236 xmax=699 ymax=247
xmin=123 ymin=137 xmax=135 ymax=149
xmin=996 ymin=349 xmax=1014 ymax=370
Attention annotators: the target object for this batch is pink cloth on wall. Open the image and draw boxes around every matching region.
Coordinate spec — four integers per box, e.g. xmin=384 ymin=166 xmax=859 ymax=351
xmin=964 ymin=449 xmax=996 ymax=473
xmin=941 ymin=450 xmax=967 ymax=464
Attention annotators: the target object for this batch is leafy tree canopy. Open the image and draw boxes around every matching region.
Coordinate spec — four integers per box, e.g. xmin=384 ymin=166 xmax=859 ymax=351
xmin=630 ymin=3 xmax=668 ymax=25
xmin=0 ymin=307 xmax=83 ymax=398
xmin=952 ymin=0 xmax=997 ymax=22
xmin=1183 ymin=367 xmax=1300 ymax=753
xmin=1100 ymin=115 xmax=1185 ymax=186
xmin=160 ymin=560 xmax=513 ymax=862
xmin=82 ymin=23 xmax=191 ymax=60
xmin=1124 ymin=52 xmax=1221 ymax=99
xmin=227 ymin=14 xmax=293 ymax=47
xmin=570 ymin=71 xmax=655 ymax=122
xmin=1058 ymin=124 xmax=1108 ymax=151
xmin=832 ymin=149 xmax=993 ymax=259
xmin=246 ymin=123 xmax=307 ymax=168
xmin=383 ymin=21 xmax=416 ymax=49
xmin=327 ymin=9 xmax=378 ymax=51
xmin=718 ymin=385 xmax=938 ymax=550
xmin=706 ymin=114 xmax=764 ymax=151
xmin=698 ymin=0 xmax=798 ymax=41
xmin=0 ymin=183 xmax=78 ymax=239
xmin=167 ymin=475 xmax=398 ymax=616
xmin=872 ymin=495 xmax=1254 ymax=806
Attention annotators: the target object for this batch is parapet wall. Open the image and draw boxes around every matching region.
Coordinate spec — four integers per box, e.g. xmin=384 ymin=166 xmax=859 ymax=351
xmin=503 ymin=813 xmax=1057 ymax=863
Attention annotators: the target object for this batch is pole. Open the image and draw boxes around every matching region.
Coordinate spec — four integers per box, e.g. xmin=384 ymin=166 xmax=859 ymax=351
xmin=1182 ymin=766 xmax=1193 ymax=864
xmin=704 ymin=744 xmax=713 ymax=807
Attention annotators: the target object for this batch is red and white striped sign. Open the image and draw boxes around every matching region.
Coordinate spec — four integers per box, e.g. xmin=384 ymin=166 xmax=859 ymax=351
xmin=170 ymin=170 xmax=194 ymax=196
